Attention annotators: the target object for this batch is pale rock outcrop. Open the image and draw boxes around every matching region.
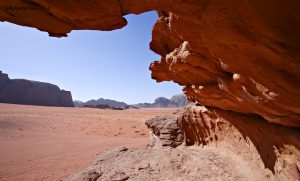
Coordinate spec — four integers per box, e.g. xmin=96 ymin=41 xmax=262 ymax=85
xmin=145 ymin=114 xmax=183 ymax=148
xmin=66 ymin=146 xmax=275 ymax=181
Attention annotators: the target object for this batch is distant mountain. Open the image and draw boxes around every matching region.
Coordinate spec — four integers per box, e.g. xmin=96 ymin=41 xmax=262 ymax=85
xmin=134 ymin=94 xmax=190 ymax=108
xmin=73 ymin=100 xmax=85 ymax=107
xmin=170 ymin=94 xmax=190 ymax=107
xmin=0 ymin=71 xmax=74 ymax=107
xmin=74 ymin=94 xmax=190 ymax=109
xmin=74 ymin=98 xmax=127 ymax=108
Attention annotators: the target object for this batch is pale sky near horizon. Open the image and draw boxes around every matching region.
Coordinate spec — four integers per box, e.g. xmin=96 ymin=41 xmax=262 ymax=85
xmin=0 ymin=11 xmax=182 ymax=104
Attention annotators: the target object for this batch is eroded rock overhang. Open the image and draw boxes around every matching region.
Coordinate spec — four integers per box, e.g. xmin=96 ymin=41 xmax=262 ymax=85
xmin=1 ymin=0 xmax=299 ymax=127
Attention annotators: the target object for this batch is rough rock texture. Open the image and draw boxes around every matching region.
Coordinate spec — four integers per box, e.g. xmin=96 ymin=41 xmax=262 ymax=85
xmin=177 ymin=104 xmax=300 ymax=181
xmin=0 ymin=71 xmax=74 ymax=107
xmin=68 ymin=104 xmax=299 ymax=181
xmin=0 ymin=0 xmax=298 ymax=127
xmin=1 ymin=1 xmax=300 ymax=180
xmin=66 ymin=146 xmax=274 ymax=181
xmin=145 ymin=113 xmax=183 ymax=148
xmin=149 ymin=3 xmax=300 ymax=128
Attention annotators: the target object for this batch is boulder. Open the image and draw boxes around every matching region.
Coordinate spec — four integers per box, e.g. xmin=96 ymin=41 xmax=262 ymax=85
xmin=145 ymin=113 xmax=183 ymax=148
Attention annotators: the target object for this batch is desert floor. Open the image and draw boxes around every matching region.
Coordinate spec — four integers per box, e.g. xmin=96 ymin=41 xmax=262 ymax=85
xmin=0 ymin=103 xmax=177 ymax=181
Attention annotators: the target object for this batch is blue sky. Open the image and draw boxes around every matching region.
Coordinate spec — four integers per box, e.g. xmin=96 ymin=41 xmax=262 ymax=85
xmin=0 ymin=11 xmax=182 ymax=104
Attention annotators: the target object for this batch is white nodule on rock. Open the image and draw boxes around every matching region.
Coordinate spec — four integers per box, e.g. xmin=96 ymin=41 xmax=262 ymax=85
xmin=233 ymin=74 xmax=240 ymax=81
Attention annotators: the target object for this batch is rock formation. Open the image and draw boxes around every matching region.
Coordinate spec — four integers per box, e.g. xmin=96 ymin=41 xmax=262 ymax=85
xmin=0 ymin=71 xmax=74 ymax=107
xmin=145 ymin=113 xmax=183 ymax=148
xmin=0 ymin=0 xmax=298 ymax=127
xmin=135 ymin=94 xmax=190 ymax=108
xmin=67 ymin=104 xmax=299 ymax=180
xmin=0 ymin=0 xmax=299 ymax=180
xmin=170 ymin=94 xmax=190 ymax=107
xmin=177 ymin=104 xmax=300 ymax=180
xmin=74 ymin=98 xmax=127 ymax=108
xmin=66 ymin=146 xmax=275 ymax=181
xmin=75 ymin=94 xmax=189 ymax=108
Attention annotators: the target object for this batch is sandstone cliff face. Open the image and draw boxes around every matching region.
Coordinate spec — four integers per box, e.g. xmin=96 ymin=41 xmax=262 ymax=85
xmin=0 ymin=0 xmax=298 ymax=127
xmin=0 ymin=71 xmax=74 ymax=107
xmin=177 ymin=104 xmax=300 ymax=180
xmin=148 ymin=2 xmax=300 ymax=128
xmin=0 ymin=0 xmax=299 ymax=179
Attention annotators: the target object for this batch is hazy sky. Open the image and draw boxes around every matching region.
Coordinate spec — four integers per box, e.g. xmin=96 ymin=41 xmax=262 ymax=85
xmin=0 ymin=11 xmax=182 ymax=104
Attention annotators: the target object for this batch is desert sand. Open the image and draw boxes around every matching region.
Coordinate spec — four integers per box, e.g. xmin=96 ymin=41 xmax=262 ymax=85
xmin=0 ymin=103 xmax=177 ymax=181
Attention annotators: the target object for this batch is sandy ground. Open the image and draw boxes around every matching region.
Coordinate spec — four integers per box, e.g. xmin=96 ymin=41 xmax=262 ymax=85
xmin=0 ymin=103 xmax=177 ymax=181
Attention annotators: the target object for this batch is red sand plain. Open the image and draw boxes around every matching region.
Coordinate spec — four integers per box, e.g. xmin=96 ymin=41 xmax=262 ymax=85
xmin=0 ymin=103 xmax=177 ymax=181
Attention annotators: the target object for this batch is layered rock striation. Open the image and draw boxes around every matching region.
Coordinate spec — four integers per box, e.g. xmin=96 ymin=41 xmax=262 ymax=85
xmin=148 ymin=3 xmax=300 ymax=128
xmin=0 ymin=71 xmax=74 ymax=107
xmin=177 ymin=104 xmax=300 ymax=180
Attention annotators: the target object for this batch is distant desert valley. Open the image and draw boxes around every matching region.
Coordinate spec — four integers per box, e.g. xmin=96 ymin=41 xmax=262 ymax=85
xmin=1 ymin=1 xmax=300 ymax=181
xmin=0 ymin=103 xmax=177 ymax=180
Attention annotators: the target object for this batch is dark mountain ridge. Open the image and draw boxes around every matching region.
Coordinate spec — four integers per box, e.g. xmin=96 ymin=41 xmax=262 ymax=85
xmin=75 ymin=94 xmax=189 ymax=108
xmin=0 ymin=71 xmax=74 ymax=107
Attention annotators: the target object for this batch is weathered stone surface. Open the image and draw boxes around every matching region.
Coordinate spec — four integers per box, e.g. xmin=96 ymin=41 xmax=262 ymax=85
xmin=149 ymin=4 xmax=300 ymax=127
xmin=66 ymin=146 xmax=275 ymax=181
xmin=0 ymin=71 xmax=74 ymax=107
xmin=0 ymin=0 xmax=299 ymax=127
xmin=145 ymin=113 xmax=183 ymax=148
xmin=66 ymin=104 xmax=299 ymax=180
xmin=177 ymin=104 xmax=300 ymax=180
xmin=0 ymin=0 xmax=127 ymax=37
